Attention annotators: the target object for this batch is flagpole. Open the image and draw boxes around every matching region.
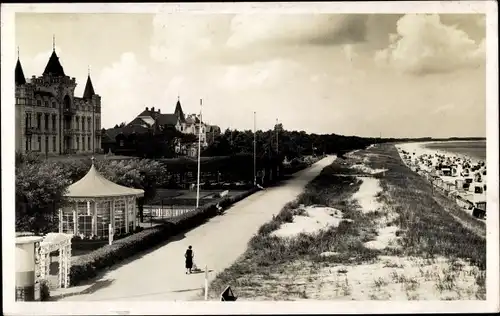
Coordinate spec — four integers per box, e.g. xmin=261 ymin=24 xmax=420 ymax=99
xmin=253 ymin=111 xmax=256 ymax=187
xmin=276 ymin=118 xmax=279 ymax=154
xmin=196 ymin=99 xmax=202 ymax=208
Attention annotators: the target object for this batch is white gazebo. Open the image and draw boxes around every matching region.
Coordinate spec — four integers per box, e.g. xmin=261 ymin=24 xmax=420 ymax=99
xmin=59 ymin=158 xmax=145 ymax=239
xmin=38 ymin=233 xmax=72 ymax=289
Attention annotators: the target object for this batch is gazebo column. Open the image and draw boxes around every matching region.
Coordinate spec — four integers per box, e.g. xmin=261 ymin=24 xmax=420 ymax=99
xmin=111 ymin=199 xmax=116 ymax=235
xmin=93 ymin=200 xmax=98 ymax=236
xmin=125 ymin=197 xmax=129 ymax=234
xmin=133 ymin=198 xmax=137 ymax=230
xmin=73 ymin=201 xmax=78 ymax=235
xmin=58 ymin=246 xmax=64 ymax=288
xmin=58 ymin=209 xmax=63 ymax=233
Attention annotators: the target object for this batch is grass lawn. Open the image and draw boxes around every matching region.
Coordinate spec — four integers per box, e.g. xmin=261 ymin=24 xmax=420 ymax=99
xmin=206 ymin=144 xmax=486 ymax=301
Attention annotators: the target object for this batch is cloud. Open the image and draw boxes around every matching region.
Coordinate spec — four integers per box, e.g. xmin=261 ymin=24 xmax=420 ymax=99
xmin=375 ymin=14 xmax=485 ymax=75
xmin=216 ymin=59 xmax=302 ymax=90
xmin=96 ymin=52 xmax=164 ymax=127
xmin=22 ymin=47 xmax=63 ymax=80
xmin=226 ymin=14 xmax=370 ymax=49
xmin=150 ymin=13 xmax=232 ymax=66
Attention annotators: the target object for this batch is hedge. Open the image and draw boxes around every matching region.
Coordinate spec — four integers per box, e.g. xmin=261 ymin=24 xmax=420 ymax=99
xmin=69 ymin=187 xmax=259 ymax=286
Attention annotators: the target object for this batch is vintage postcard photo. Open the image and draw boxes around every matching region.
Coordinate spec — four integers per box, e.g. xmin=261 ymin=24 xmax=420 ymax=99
xmin=1 ymin=1 xmax=498 ymax=315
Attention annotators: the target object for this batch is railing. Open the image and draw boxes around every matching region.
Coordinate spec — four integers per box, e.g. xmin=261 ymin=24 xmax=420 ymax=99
xmin=63 ymin=107 xmax=75 ymax=116
xmin=63 ymin=128 xmax=78 ymax=135
xmin=63 ymin=149 xmax=77 ymax=155
xmin=143 ymin=206 xmax=195 ymax=219
xmin=25 ymin=126 xmax=35 ymax=134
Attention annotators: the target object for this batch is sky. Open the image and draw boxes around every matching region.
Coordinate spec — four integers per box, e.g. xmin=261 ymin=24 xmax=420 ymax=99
xmin=15 ymin=13 xmax=486 ymax=138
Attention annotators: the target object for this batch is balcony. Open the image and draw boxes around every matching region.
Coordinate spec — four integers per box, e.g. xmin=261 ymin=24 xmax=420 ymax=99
xmin=63 ymin=149 xmax=77 ymax=155
xmin=63 ymin=128 xmax=78 ymax=135
xmin=63 ymin=107 xmax=75 ymax=116
xmin=25 ymin=126 xmax=35 ymax=135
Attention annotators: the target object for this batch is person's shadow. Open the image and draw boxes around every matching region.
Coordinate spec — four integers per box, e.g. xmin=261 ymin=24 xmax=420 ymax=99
xmin=189 ymin=269 xmax=214 ymax=275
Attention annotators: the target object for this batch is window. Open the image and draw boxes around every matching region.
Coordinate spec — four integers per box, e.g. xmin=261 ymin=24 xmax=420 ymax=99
xmin=25 ymin=114 xmax=29 ymax=128
xmin=52 ymin=114 xmax=57 ymax=130
xmin=44 ymin=114 xmax=49 ymax=130
xmin=96 ymin=201 xmax=111 ymax=238
xmin=82 ymin=118 xmax=85 ymax=131
xmin=37 ymin=113 xmax=41 ymax=129
xmin=77 ymin=202 xmax=92 ymax=237
xmin=114 ymin=200 xmax=126 ymax=235
xmin=76 ymin=117 xmax=80 ymax=130
xmin=25 ymin=137 xmax=29 ymax=151
xmin=37 ymin=136 xmax=41 ymax=151
xmin=88 ymin=136 xmax=91 ymax=150
xmin=45 ymin=136 xmax=49 ymax=153
xmin=27 ymin=137 xmax=32 ymax=150
xmin=52 ymin=102 xmax=56 ymax=108
xmin=53 ymin=136 xmax=56 ymax=152
xmin=128 ymin=197 xmax=135 ymax=232
xmin=88 ymin=118 xmax=91 ymax=131
xmin=44 ymin=101 xmax=49 ymax=107
xmin=119 ymin=139 xmax=124 ymax=147
xmin=36 ymin=100 xmax=41 ymax=106
xmin=76 ymin=137 xmax=80 ymax=150
xmin=61 ymin=209 xmax=75 ymax=234
xmin=82 ymin=137 xmax=85 ymax=151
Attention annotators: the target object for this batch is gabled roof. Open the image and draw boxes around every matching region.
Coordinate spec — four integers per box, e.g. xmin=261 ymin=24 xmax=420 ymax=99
xmin=15 ymin=59 xmax=26 ymax=85
xmin=137 ymin=109 xmax=161 ymax=119
xmin=66 ymin=163 xmax=144 ymax=198
xmin=43 ymin=51 xmax=66 ymax=77
xmin=83 ymin=75 xmax=95 ymax=99
xmin=156 ymin=114 xmax=179 ymax=126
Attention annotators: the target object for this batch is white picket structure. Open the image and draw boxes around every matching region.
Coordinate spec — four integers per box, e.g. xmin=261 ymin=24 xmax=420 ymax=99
xmin=143 ymin=206 xmax=195 ymax=219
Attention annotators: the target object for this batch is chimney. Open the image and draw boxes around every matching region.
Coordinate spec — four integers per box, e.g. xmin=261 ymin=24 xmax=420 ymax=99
xmin=146 ymin=106 xmax=149 ymax=111
xmin=151 ymin=106 xmax=155 ymax=112
xmin=158 ymin=108 xmax=161 ymax=113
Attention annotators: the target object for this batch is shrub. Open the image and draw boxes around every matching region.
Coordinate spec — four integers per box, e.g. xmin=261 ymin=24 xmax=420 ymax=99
xmin=69 ymin=188 xmax=259 ymax=286
xmin=39 ymin=279 xmax=50 ymax=301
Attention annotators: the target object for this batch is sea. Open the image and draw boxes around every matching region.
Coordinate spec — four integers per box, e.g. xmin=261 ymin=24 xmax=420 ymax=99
xmin=424 ymin=140 xmax=486 ymax=161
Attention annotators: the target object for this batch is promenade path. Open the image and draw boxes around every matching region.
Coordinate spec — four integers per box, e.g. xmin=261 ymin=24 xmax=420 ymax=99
xmin=57 ymin=155 xmax=337 ymax=301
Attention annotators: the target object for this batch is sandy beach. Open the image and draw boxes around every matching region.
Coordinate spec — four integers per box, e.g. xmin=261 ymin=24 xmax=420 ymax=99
xmin=395 ymin=141 xmax=487 ymax=220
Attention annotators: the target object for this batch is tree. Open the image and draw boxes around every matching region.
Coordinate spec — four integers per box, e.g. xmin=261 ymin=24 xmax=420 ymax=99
xmin=16 ymin=161 xmax=72 ymax=234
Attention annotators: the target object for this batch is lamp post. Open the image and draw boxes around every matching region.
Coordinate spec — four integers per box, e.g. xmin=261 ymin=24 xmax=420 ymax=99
xmin=196 ymin=99 xmax=203 ymax=208
xmin=253 ymin=111 xmax=256 ymax=187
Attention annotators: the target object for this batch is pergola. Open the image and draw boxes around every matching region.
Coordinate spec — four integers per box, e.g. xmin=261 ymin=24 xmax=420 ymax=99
xmin=38 ymin=233 xmax=72 ymax=288
xmin=59 ymin=158 xmax=145 ymax=239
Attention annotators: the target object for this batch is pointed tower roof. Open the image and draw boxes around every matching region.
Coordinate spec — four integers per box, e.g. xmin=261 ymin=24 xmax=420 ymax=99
xmin=174 ymin=96 xmax=186 ymax=122
xmin=43 ymin=50 xmax=66 ymax=77
xmin=65 ymin=159 xmax=144 ymax=198
xmin=83 ymin=75 xmax=96 ymax=99
xmin=15 ymin=57 xmax=26 ymax=85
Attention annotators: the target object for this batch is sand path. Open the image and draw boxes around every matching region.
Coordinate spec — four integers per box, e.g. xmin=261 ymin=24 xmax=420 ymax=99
xmin=55 ymin=156 xmax=337 ymax=301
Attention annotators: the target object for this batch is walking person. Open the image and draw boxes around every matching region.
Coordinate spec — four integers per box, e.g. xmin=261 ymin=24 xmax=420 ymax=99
xmin=185 ymin=245 xmax=194 ymax=274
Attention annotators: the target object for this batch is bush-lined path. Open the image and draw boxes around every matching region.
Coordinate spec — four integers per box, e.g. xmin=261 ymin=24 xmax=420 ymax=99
xmin=56 ymin=156 xmax=336 ymax=301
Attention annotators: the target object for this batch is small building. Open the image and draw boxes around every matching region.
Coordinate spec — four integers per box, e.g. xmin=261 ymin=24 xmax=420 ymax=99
xmin=441 ymin=167 xmax=452 ymax=176
xmin=59 ymin=158 xmax=144 ymax=238
xmin=474 ymin=172 xmax=482 ymax=183
xmin=474 ymin=185 xmax=484 ymax=194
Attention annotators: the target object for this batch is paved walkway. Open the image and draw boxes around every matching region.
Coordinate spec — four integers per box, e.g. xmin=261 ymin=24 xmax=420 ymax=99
xmin=56 ymin=156 xmax=336 ymax=301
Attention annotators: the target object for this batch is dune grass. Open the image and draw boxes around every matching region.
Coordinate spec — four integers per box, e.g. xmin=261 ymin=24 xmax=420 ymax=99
xmin=205 ymin=144 xmax=486 ymax=301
